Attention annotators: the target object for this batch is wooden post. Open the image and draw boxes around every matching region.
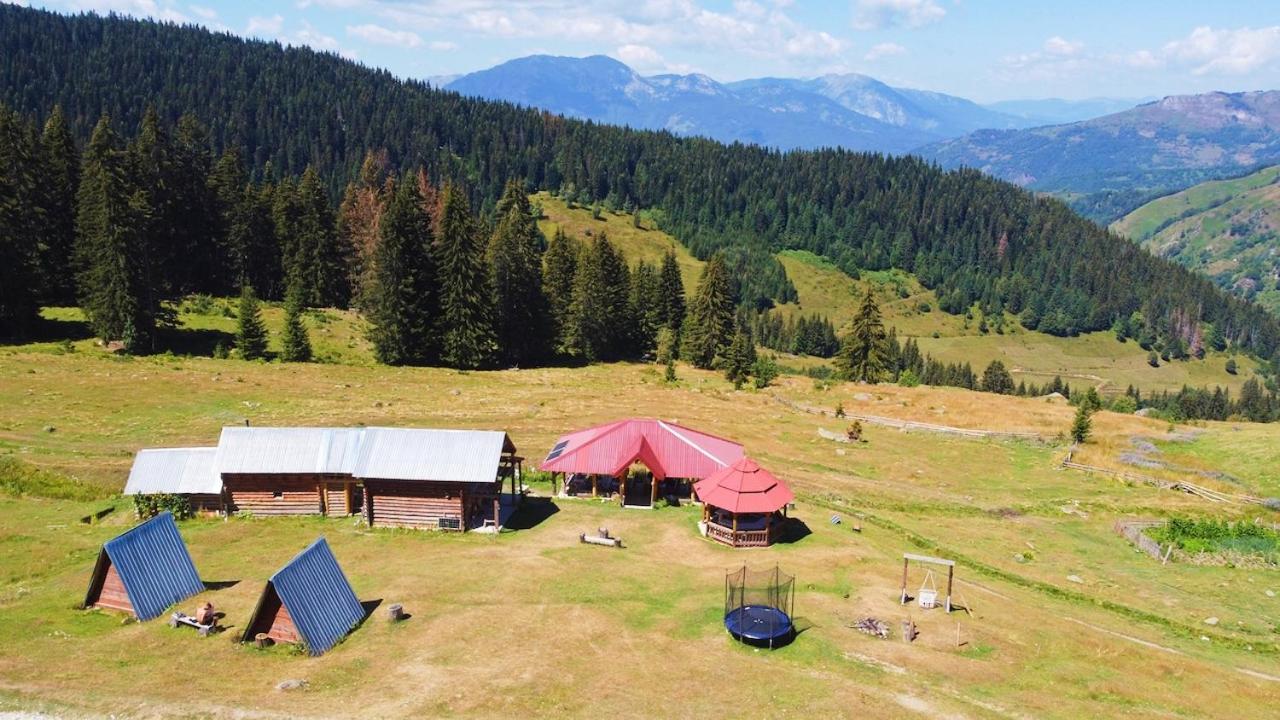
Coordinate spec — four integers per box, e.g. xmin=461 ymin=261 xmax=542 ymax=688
xmin=946 ymin=565 xmax=954 ymax=613
xmin=619 ymin=474 xmax=626 ymax=505
xmin=592 ymin=475 xmax=598 ymax=498
xmin=650 ymin=475 xmax=658 ymax=506
xmin=318 ymin=482 xmax=327 ymax=515
xmin=900 ymin=557 xmax=910 ymax=604
xmin=703 ymin=504 xmax=709 ymax=523
xmin=493 ymin=497 xmax=500 ymax=530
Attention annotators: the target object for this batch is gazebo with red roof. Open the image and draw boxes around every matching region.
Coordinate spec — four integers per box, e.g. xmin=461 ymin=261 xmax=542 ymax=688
xmin=694 ymin=458 xmax=795 ymax=547
xmin=539 ymin=418 xmax=744 ymax=507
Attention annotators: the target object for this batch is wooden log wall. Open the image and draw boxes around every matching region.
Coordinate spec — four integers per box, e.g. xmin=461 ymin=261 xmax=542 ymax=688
xmin=248 ymin=586 xmax=300 ymax=644
xmin=91 ymin=561 xmax=133 ymax=614
xmin=366 ymin=480 xmax=496 ymax=530
xmin=223 ymin=473 xmax=336 ymax=516
xmin=324 ymin=483 xmax=358 ymax=517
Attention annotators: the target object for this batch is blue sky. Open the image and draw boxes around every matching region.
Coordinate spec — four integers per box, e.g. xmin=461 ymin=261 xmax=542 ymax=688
xmin=23 ymin=0 xmax=1280 ymax=102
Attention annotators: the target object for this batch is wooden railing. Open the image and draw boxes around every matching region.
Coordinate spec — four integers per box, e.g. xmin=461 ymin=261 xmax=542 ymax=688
xmin=706 ymin=521 xmax=774 ymax=547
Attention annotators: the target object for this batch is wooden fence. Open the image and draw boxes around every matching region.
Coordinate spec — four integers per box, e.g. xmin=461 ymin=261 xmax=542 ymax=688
xmin=770 ymin=393 xmax=1053 ymax=443
xmin=1060 ymin=445 xmax=1267 ymax=506
xmin=1114 ymin=519 xmax=1169 ymax=562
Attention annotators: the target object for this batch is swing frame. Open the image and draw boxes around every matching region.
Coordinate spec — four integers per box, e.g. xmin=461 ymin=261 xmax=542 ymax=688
xmin=899 ymin=552 xmax=954 ymax=613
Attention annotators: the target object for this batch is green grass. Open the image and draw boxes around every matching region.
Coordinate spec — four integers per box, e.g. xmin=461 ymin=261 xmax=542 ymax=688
xmin=1 ymin=348 xmax=1279 ymax=717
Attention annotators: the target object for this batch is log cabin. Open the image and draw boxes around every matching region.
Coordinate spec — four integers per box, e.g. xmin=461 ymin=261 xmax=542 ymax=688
xmin=241 ymin=537 xmax=364 ymax=655
xmin=215 ymin=427 xmax=365 ymax=517
xmin=354 ymin=427 xmax=522 ymax=531
xmin=83 ymin=512 xmax=205 ymax=620
xmin=123 ymin=447 xmax=224 ymax=514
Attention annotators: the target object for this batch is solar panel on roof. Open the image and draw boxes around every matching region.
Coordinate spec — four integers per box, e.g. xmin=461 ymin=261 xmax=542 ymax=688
xmin=544 ymin=440 xmax=569 ymax=461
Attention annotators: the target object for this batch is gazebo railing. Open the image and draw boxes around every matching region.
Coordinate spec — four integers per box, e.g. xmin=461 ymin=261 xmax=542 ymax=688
xmin=706 ymin=520 xmax=775 ymax=547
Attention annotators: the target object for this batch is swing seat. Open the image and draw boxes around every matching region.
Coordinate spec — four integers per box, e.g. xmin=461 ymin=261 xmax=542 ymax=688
xmin=918 ymin=589 xmax=937 ymax=609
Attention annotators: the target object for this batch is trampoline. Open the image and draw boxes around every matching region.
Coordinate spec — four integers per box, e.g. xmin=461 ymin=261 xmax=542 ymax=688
xmin=723 ymin=565 xmax=795 ymax=648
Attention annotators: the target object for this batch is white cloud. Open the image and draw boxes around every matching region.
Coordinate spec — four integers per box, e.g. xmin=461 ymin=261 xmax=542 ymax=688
xmin=1161 ymin=25 xmax=1280 ymax=75
xmin=864 ymin=41 xmax=906 ymax=61
xmin=1043 ymin=36 xmax=1082 ymax=57
xmin=616 ymin=43 xmax=666 ymax=70
xmin=188 ymin=4 xmax=215 ymax=20
xmin=429 ymin=40 xmax=459 ymax=52
xmin=851 ymin=0 xmax=944 ymax=31
xmin=347 ymin=23 xmax=423 ymax=48
xmin=246 ymin=14 xmax=284 ymax=37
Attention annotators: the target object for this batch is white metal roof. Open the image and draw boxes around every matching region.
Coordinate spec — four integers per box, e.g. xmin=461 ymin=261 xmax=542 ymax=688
xmin=352 ymin=427 xmax=512 ymax=483
xmin=124 ymin=447 xmax=222 ymax=495
xmin=215 ymin=427 xmax=365 ymax=475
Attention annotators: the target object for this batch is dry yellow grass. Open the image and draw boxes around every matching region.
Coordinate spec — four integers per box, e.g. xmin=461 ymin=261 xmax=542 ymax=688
xmin=1 ymin=347 xmax=1279 ymax=718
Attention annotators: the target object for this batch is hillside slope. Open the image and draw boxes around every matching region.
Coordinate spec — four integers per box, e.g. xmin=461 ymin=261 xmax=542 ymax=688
xmin=1 ymin=4 xmax=1277 ymax=361
xmin=1112 ymin=165 xmax=1280 ymax=313
xmin=923 ymin=92 xmax=1280 ymax=221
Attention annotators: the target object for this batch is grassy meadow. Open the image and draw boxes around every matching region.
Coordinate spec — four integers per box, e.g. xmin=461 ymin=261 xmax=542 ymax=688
xmin=1 ymin=341 xmax=1279 ymax=718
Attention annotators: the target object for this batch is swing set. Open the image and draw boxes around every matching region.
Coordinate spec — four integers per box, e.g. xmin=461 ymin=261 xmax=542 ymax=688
xmin=899 ymin=552 xmax=955 ymax=613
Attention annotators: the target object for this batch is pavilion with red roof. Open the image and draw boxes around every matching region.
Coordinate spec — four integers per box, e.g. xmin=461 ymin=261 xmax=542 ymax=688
xmin=694 ymin=458 xmax=795 ymax=547
xmin=539 ymin=418 xmax=744 ymax=507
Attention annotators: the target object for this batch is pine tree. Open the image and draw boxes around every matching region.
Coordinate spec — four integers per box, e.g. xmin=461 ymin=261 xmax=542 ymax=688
xmin=338 ymin=151 xmax=388 ymax=309
xmin=658 ymin=249 xmax=686 ymax=338
xmin=279 ymin=282 xmax=312 ymax=362
xmin=629 ymin=259 xmax=663 ymax=358
xmin=0 ymin=106 xmax=41 ymax=336
xmin=37 ymin=104 xmax=79 ymax=303
xmin=436 ymin=183 xmax=496 ymax=369
xmin=235 ymin=284 xmax=268 ymax=360
xmin=74 ymin=114 xmax=154 ymax=349
xmin=981 ymin=359 xmax=1015 ymax=394
xmin=723 ymin=325 xmax=755 ymax=389
xmin=682 ymin=253 xmax=735 ymax=369
xmin=835 ymin=288 xmax=889 ymax=382
xmin=366 ymin=173 xmax=439 ymax=366
xmin=542 ymin=226 xmax=578 ymax=353
xmin=297 ymin=166 xmax=349 ymax=308
xmin=1070 ymin=405 xmax=1093 ymax=444
xmin=488 ymin=181 xmax=549 ymax=366
xmin=565 ymin=240 xmax=606 ymax=361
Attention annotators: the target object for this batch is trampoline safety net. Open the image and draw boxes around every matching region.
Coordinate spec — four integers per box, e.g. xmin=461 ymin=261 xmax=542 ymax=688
xmin=723 ymin=565 xmax=795 ymax=648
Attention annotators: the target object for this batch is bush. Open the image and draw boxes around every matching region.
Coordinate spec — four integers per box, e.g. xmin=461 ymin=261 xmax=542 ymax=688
xmin=132 ymin=493 xmax=193 ymax=520
xmin=898 ymin=368 xmax=920 ymax=387
xmin=1225 ymin=358 xmax=1238 ymax=375
xmin=1147 ymin=351 xmax=1159 ymax=368
xmin=1109 ymin=396 xmax=1137 ymax=414
xmin=751 ymin=355 xmax=779 ymax=389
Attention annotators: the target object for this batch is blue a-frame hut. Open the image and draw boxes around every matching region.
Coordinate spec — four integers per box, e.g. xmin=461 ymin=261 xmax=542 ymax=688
xmin=83 ymin=511 xmax=205 ymax=621
xmin=242 ymin=537 xmax=364 ymax=655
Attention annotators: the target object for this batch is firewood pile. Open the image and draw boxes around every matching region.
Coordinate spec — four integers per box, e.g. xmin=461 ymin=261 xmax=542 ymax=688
xmin=850 ymin=617 xmax=890 ymax=638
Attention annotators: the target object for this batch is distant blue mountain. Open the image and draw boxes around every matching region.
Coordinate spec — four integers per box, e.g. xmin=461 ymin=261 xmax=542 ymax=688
xmin=445 ymin=55 xmax=1070 ymax=154
xmin=983 ymin=97 xmax=1154 ymax=126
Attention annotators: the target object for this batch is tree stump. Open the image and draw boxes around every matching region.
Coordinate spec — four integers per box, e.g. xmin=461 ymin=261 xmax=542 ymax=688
xmin=387 ymin=604 xmax=405 ymax=623
xmin=901 ymin=620 xmax=918 ymax=643
xmin=254 ymin=632 xmax=272 ymax=649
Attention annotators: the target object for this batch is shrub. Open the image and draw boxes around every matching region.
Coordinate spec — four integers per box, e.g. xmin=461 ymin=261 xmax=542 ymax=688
xmin=132 ymin=493 xmax=193 ymax=520
xmin=898 ymin=368 xmax=920 ymax=387
xmin=1225 ymin=358 xmax=1237 ymax=375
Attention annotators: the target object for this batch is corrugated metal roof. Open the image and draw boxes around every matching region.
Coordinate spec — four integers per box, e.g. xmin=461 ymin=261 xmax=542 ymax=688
xmin=269 ymin=537 xmax=364 ymax=655
xmin=693 ymin=457 xmax=794 ymax=514
xmin=124 ymin=447 xmax=222 ymax=495
xmin=215 ymin=427 xmax=364 ymax=475
xmin=92 ymin=512 xmax=205 ymax=621
xmin=539 ymin=418 xmax=744 ymax=480
xmin=352 ymin=427 xmax=514 ymax=483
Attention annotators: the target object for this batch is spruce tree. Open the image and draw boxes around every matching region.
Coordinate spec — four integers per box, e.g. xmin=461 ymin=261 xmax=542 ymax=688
xmin=1070 ymin=405 xmax=1093 ymax=444
xmin=366 ymin=173 xmax=438 ymax=366
xmin=629 ymin=259 xmax=663 ymax=358
xmin=565 ymin=240 xmax=607 ymax=361
xmin=0 ymin=106 xmax=41 ymax=336
xmin=74 ymin=114 xmax=154 ymax=349
xmin=981 ymin=359 xmax=1015 ymax=394
xmin=835 ymin=288 xmax=890 ymax=382
xmin=272 ymin=176 xmax=304 ymax=300
xmin=488 ymin=181 xmax=550 ymax=366
xmin=338 ymin=151 xmax=388 ymax=309
xmin=297 ymin=166 xmax=349 ymax=308
xmin=542 ymin=226 xmax=578 ymax=352
xmin=682 ymin=253 xmax=735 ymax=369
xmin=37 ymin=104 xmax=79 ymax=303
xmin=235 ymin=284 xmax=268 ymax=360
xmin=436 ymin=183 xmax=496 ymax=369
xmin=723 ymin=326 xmax=755 ymax=389
xmin=279 ymin=282 xmax=312 ymax=362
xmin=658 ymin=249 xmax=686 ymax=338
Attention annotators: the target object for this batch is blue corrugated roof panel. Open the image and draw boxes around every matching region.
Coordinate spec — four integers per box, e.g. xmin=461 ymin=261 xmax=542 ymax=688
xmin=100 ymin=512 xmax=205 ymax=621
xmin=271 ymin=537 xmax=364 ymax=655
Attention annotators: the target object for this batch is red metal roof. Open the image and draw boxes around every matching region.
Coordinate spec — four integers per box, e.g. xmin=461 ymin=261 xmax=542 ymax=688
xmin=693 ymin=458 xmax=794 ymax=514
xmin=538 ymin=418 xmax=744 ymax=480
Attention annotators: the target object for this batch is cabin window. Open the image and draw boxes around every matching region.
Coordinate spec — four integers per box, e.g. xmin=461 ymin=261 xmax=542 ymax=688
xmin=438 ymin=516 xmax=461 ymax=530
xmin=272 ymin=490 xmax=283 ymax=499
